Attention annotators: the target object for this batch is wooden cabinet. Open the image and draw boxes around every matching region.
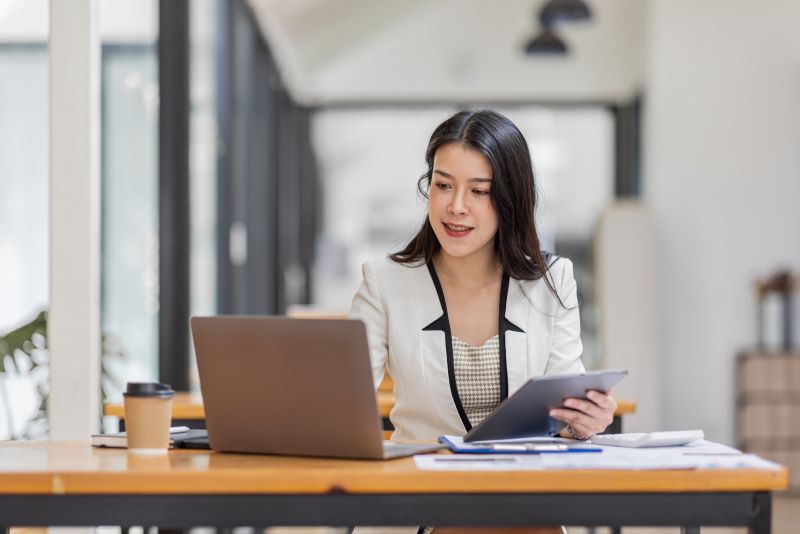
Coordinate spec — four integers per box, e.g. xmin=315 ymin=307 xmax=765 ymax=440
xmin=737 ymin=352 xmax=800 ymax=490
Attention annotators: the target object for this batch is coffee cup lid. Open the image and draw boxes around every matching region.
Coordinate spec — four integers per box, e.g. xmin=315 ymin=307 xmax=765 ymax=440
xmin=124 ymin=382 xmax=176 ymax=398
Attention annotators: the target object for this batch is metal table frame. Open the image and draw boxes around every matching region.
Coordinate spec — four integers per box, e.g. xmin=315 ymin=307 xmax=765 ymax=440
xmin=0 ymin=490 xmax=772 ymax=534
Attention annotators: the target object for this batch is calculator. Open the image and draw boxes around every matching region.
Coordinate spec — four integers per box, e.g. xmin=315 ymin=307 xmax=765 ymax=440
xmin=589 ymin=430 xmax=705 ymax=448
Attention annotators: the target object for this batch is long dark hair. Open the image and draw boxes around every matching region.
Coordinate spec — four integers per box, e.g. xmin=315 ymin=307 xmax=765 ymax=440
xmin=390 ymin=109 xmax=563 ymax=304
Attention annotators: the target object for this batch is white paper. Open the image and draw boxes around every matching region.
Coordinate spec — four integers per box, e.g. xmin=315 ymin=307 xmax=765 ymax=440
xmin=541 ymin=440 xmax=783 ymax=470
xmin=415 ymin=440 xmax=783 ymax=471
xmin=539 ymin=447 xmax=697 ymax=470
xmin=681 ymin=452 xmax=782 ymax=470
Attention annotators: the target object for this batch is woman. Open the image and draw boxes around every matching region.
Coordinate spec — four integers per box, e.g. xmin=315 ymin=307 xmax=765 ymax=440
xmin=349 ymin=110 xmax=616 ymax=533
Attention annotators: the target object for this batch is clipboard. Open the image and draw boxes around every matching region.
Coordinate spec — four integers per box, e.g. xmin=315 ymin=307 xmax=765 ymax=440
xmin=463 ymin=369 xmax=628 ymax=443
xmin=440 ymin=435 xmax=602 ymax=454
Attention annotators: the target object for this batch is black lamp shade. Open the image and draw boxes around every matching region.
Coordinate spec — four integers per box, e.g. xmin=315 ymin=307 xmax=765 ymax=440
xmin=525 ymin=27 xmax=568 ymax=54
xmin=540 ymin=0 xmax=592 ymax=25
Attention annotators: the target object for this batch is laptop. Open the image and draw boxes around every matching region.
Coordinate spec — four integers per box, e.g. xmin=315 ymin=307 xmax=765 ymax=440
xmin=189 ymin=316 xmax=444 ymax=459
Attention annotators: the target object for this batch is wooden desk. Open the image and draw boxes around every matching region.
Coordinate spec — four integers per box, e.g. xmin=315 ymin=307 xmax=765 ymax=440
xmin=105 ymin=392 xmax=638 ymax=433
xmin=105 ymin=392 xmax=206 ymax=421
xmin=0 ymin=441 xmax=787 ymax=532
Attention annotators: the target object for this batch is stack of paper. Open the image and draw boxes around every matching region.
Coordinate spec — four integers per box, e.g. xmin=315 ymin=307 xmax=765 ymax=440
xmin=415 ymin=440 xmax=783 ymax=471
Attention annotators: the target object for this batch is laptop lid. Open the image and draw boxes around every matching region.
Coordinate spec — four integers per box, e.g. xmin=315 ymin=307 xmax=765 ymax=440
xmin=190 ymin=316 xmax=386 ymax=459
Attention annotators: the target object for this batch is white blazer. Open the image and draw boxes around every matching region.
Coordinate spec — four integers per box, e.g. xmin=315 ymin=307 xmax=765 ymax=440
xmin=349 ymin=256 xmax=585 ymax=441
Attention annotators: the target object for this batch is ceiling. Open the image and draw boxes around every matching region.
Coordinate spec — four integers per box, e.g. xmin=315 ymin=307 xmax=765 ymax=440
xmin=248 ymin=0 xmax=648 ymax=105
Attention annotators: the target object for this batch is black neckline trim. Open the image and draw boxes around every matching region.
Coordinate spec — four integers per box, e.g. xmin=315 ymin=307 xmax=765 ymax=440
xmin=423 ymin=261 xmax=523 ymax=432
xmin=423 ymin=262 xmax=469 ymax=430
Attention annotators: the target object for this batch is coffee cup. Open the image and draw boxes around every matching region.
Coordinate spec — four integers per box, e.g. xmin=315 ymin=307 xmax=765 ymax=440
xmin=123 ymin=382 xmax=175 ymax=455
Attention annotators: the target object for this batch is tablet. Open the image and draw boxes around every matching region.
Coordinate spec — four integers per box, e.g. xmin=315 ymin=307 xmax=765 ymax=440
xmin=463 ymin=369 xmax=628 ymax=442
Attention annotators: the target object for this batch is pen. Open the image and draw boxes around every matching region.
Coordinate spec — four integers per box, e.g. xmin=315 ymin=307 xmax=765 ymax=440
xmin=432 ymin=457 xmax=518 ymax=462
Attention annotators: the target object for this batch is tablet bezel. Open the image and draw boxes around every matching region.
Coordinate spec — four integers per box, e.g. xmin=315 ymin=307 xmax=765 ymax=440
xmin=463 ymin=369 xmax=629 ymax=442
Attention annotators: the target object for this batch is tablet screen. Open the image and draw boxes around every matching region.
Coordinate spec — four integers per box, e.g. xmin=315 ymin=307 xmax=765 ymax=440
xmin=463 ymin=369 xmax=628 ymax=442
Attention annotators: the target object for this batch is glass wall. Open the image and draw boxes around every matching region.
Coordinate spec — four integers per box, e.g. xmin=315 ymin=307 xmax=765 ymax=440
xmin=101 ymin=0 xmax=220 ymax=399
xmin=0 ymin=47 xmax=48 ymax=336
xmin=0 ymin=45 xmax=49 ymax=439
xmin=188 ymin=0 xmax=219 ymax=392
xmin=98 ymin=0 xmax=159 ymax=404
xmin=100 ymin=45 xmax=159 ymax=392
xmin=0 ymin=0 xmax=50 ymax=440
xmin=0 ymin=1 xmax=166 ymax=436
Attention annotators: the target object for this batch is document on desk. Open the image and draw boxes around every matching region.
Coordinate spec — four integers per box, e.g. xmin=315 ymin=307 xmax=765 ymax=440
xmin=677 ymin=440 xmax=782 ymax=470
xmin=539 ymin=440 xmax=784 ymax=470
xmin=440 ymin=434 xmax=602 ymax=454
xmin=414 ymin=454 xmax=544 ymax=471
xmin=539 ymin=447 xmax=697 ymax=470
xmin=415 ymin=440 xmax=784 ymax=471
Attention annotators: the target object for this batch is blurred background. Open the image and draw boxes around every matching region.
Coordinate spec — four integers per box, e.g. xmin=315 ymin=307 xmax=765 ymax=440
xmin=1 ymin=0 xmax=799 ymax=529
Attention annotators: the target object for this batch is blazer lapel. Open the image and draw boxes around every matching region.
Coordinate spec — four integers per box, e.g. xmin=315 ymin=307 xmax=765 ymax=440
xmin=413 ymin=263 xmax=468 ymax=433
xmin=503 ymin=277 xmax=530 ymax=396
xmin=415 ymin=263 xmax=444 ymax=333
xmin=411 ymin=267 xmax=534 ymax=433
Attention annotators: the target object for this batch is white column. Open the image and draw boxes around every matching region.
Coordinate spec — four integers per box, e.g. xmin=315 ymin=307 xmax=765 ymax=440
xmin=595 ymin=200 xmax=661 ymax=433
xmin=48 ymin=0 xmax=101 ymax=440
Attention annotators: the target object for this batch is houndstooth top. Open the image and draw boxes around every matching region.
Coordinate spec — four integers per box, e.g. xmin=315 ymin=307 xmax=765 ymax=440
xmin=421 ymin=336 xmax=502 ymax=534
xmin=452 ymin=334 xmax=502 ymax=427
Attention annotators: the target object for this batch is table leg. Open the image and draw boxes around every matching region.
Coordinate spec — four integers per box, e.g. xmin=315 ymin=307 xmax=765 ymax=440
xmin=680 ymin=527 xmax=700 ymax=534
xmin=750 ymin=492 xmax=772 ymax=534
xmin=587 ymin=411 xmax=622 ymax=534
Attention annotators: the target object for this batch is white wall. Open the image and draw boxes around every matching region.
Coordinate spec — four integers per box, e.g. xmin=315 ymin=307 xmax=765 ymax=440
xmin=644 ymin=0 xmax=800 ymax=444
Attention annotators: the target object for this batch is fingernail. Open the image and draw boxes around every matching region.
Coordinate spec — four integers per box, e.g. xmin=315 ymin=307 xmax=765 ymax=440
xmin=549 ymin=410 xmax=557 ymax=417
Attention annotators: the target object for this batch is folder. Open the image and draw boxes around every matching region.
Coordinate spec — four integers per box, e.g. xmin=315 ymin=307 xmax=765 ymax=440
xmin=440 ymin=435 xmax=602 ymax=454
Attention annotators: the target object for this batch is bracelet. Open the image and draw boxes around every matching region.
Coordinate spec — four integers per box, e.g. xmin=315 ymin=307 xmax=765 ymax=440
xmin=565 ymin=424 xmax=593 ymax=441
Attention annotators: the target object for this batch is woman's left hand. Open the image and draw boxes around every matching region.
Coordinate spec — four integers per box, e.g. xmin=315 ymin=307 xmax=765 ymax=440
xmin=550 ymin=390 xmax=617 ymax=440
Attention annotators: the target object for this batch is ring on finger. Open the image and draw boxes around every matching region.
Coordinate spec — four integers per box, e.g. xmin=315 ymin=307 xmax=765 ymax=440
xmin=565 ymin=424 xmax=594 ymax=441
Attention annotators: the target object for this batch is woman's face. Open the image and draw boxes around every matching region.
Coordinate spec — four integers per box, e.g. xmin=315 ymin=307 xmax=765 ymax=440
xmin=428 ymin=143 xmax=498 ymax=262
